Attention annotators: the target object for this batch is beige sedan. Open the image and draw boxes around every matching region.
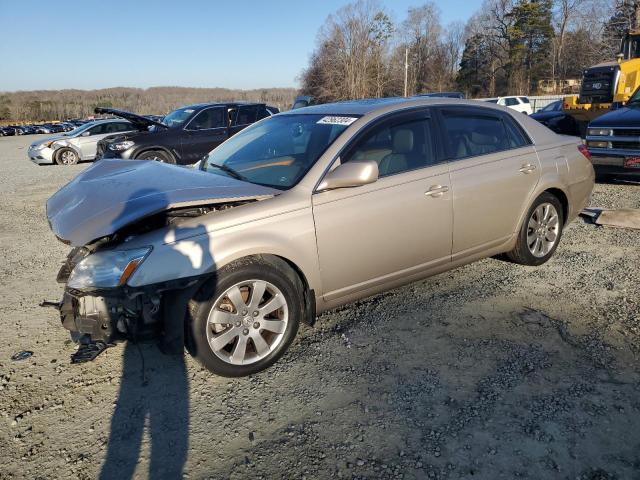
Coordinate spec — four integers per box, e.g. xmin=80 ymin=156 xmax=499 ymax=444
xmin=48 ymin=97 xmax=594 ymax=376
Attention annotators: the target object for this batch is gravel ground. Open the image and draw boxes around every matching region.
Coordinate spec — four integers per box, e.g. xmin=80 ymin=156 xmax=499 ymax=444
xmin=1 ymin=134 xmax=639 ymax=480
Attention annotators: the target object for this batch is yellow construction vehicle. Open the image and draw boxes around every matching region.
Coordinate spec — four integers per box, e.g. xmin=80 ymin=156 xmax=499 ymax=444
xmin=563 ymin=29 xmax=640 ymax=133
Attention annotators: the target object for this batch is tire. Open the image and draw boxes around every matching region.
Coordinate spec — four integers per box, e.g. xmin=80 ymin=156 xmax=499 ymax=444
xmin=54 ymin=147 xmax=79 ymax=165
xmin=506 ymin=192 xmax=564 ymax=266
xmin=187 ymin=256 xmax=303 ymax=377
xmin=136 ymin=150 xmax=175 ymax=164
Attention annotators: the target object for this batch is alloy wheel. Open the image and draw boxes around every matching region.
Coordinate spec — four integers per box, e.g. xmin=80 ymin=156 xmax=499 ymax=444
xmin=206 ymin=279 xmax=288 ymax=365
xmin=60 ymin=150 xmax=78 ymax=165
xmin=526 ymin=202 xmax=560 ymax=258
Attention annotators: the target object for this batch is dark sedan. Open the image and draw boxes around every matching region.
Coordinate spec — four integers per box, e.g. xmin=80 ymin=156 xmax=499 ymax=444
xmin=530 ymin=100 xmax=579 ymax=136
xmin=96 ymin=103 xmax=275 ymax=165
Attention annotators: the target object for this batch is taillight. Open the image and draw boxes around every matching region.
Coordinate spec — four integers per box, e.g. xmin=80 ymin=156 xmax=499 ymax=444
xmin=578 ymin=144 xmax=592 ymax=162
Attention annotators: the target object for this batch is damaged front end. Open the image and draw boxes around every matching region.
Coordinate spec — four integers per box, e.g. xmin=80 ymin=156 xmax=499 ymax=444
xmin=45 ymin=159 xmax=281 ymax=362
xmin=51 ymin=202 xmax=254 ymax=362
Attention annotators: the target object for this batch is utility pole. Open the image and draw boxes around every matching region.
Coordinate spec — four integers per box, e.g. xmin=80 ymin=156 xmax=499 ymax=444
xmin=404 ymin=47 xmax=409 ymax=97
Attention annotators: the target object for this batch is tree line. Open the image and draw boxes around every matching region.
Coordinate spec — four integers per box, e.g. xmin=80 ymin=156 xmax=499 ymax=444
xmin=301 ymin=0 xmax=639 ymax=100
xmin=0 ymin=87 xmax=297 ymax=122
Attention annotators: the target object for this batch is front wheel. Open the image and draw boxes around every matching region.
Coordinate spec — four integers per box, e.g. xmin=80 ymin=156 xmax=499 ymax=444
xmin=136 ymin=150 xmax=175 ymax=164
xmin=55 ymin=147 xmax=79 ymax=165
xmin=188 ymin=256 xmax=303 ymax=377
xmin=506 ymin=192 xmax=564 ymax=266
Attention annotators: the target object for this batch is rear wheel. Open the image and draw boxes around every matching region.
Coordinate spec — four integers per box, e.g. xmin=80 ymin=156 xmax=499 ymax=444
xmin=136 ymin=150 xmax=175 ymax=164
xmin=55 ymin=147 xmax=79 ymax=165
xmin=188 ymin=256 xmax=303 ymax=377
xmin=506 ymin=192 xmax=564 ymax=266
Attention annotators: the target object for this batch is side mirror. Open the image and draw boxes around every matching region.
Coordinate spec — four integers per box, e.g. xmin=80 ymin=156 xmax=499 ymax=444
xmin=81 ymin=131 xmax=91 ymax=137
xmin=317 ymin=160 xmax=378 ymax=191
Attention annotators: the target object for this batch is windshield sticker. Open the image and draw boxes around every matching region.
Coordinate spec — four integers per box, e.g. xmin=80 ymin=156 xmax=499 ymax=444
xmin=184 ymin=109 xmax=194 ymax=113
xmin=317 ymin=116 xmax=358 ymax=126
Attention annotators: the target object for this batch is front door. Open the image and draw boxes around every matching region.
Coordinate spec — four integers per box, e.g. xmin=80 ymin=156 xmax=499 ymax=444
xmin=180 ymin=107 xmax=228 ymax=164
xmin=312 ymin=111 xmax=453 ymax=301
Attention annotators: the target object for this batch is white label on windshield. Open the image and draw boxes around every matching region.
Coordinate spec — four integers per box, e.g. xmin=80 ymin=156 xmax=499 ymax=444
xmin=184 ymin=109 xmax=194 ymax=113
xmin=317 ymin=116 xmax=358 ymax=126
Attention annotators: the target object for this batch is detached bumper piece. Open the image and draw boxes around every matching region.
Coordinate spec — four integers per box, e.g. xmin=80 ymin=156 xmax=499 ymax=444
xmin=71 ymin=341 xmax=112 ymax=364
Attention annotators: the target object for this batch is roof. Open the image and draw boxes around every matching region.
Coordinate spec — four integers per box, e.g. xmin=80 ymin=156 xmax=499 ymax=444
xmin=284 ymin=97 xmax=494 ymax=116
xmin=182 ymin=101 xmax=266 ymax=109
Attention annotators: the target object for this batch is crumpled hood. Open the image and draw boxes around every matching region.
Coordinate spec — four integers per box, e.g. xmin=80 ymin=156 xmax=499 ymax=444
xmin=47 ymin=159 xmax=280 ymax=246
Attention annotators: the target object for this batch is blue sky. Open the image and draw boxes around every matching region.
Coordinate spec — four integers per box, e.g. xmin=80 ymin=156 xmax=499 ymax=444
xmin=0 ymin=0 xmax=483 ymax=92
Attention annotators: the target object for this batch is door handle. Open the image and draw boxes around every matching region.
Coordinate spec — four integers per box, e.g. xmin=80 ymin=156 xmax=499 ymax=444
xmin=425 ymin=185 xmax=449 ymax=197
xmin=519 ymin=163 xmax=537 ymax=174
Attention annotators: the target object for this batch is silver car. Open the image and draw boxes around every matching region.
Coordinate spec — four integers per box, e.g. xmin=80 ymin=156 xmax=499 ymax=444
xmin=46 ymin=97 xmax=594 ymax=376
xmin=28 ymin=119 xmax=135 ymax=165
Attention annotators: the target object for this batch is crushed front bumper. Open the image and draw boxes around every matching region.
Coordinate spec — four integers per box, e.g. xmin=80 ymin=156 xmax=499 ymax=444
xmin=28 ymin=145 xmax=55 ymax=164
xmin=55 ymin=247 xmax=162 ymax=345
xmin=54 ymin=247 xmax=204 ymax=355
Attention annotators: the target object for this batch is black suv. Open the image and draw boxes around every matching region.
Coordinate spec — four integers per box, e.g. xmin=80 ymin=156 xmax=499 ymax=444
xmin=96 ymin=103 xmax=276 ymax=165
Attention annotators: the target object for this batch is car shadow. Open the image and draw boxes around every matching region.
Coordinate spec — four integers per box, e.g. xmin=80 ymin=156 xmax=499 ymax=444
xmin=99 ymin=187 xmax=215 ymax=479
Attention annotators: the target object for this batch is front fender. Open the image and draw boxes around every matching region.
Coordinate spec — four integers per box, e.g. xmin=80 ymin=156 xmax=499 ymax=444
xmin=127 ymin=206 xmax=322 ymax=295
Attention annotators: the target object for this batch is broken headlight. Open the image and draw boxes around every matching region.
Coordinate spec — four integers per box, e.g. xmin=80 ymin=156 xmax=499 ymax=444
xmin=67 ymin=247 xmax=152 ymax=289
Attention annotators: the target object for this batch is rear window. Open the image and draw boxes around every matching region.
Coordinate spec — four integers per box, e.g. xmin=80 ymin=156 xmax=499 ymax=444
xmin=519 ymin=97 xmax=530 ymax=104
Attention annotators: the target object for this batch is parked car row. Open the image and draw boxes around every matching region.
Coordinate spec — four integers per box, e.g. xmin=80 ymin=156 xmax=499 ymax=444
xmin=46 ymin=96 xmax=594 ymax=376
xmin=28 ymin=102 xmax=278 ymax=166
xmin=3 ymin=115 xmax=166 ymax=137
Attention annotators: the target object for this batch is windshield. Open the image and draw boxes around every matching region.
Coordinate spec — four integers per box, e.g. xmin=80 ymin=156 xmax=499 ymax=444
xmin=161 ymin=107 xmax=195 ymax=128
xmin=628 ymin=87 xmax=640 ymax=105
xmin=202 ymin=114 xmax=357 ymax=189
xmin=66 ymin=123 xmax=92 ymax=136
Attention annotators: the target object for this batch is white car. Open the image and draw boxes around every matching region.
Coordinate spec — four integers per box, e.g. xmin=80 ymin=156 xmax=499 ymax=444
xmin=484 ymin=96 xmax=533 ymax=115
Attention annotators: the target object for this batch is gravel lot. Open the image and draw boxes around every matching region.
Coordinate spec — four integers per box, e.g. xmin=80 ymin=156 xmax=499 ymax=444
xmin=0 ymin=134 xmax=639 ymax=480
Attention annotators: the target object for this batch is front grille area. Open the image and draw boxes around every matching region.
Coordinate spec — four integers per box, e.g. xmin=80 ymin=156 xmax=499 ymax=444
xmin=579 ymin=66 xmax=618 ymax=104
xmin=611 ymin=141 xmax=640 ymax=149
xmin=612 ymin=128 xmax=640 ymax=137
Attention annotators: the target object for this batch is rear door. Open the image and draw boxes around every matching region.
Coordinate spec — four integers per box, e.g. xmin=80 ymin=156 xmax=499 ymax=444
xmin=436 ymin=107 xmax=540 ymax=259
xmin=230 ymin=105 xmax=259 ymax=136
xmin=180 ymin=107 xmax=228 ymax=164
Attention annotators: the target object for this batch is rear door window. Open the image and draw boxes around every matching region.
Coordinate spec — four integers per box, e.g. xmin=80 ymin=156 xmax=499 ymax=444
xmin=234 ymin=105 xmax=259 ymax=126
xmin=505 ymin=97 xmax=519 ymax=106
xmin=440 ymin=109 xmax=519 ymax=159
